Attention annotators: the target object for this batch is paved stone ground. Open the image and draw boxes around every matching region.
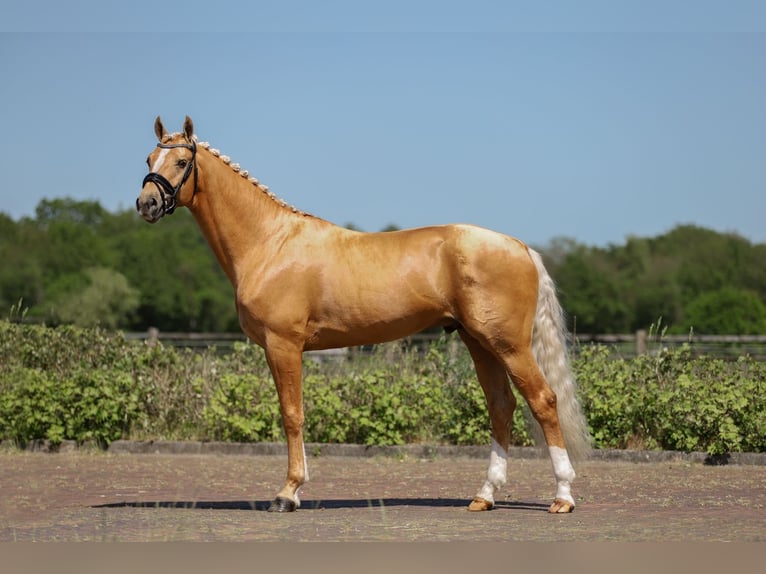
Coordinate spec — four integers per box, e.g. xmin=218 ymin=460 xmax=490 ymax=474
xmin=1 ymin=446 xmax=764 ymax=542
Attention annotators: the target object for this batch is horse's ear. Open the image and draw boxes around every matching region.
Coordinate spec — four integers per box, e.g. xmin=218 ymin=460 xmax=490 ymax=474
xmin=183 ymin=116 xmax=195 ymax=141
xmin=154 ymin=116 xmax=167 ymax=141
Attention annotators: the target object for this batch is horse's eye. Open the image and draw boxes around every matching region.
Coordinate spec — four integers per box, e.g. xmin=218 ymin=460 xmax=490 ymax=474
xmin=177 ymin=159 xmax=188 ymax=168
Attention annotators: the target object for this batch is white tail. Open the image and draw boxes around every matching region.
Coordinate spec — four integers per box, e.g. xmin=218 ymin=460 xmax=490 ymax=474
xmin=528 ymin=248 xmax=592 ymax=461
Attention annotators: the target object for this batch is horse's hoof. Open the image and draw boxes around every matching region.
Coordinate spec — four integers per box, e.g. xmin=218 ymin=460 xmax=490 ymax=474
xmin=268 ymin=496 xmax=297 ymax=512
xmin=467 ymin=497 xmax=494 ymax=511
xmin=548 ymin=498 xmax=575 ymax=513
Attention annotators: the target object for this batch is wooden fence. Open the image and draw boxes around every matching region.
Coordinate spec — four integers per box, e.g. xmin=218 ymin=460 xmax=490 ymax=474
xmin=124 ymin=329 xmax=766 ymax=360
xmin=573 ymin=331 xmax=766 ymax=359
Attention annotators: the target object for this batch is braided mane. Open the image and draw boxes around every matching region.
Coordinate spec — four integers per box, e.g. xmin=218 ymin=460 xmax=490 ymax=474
xmin=164 ymin=132 xmax=310 ymax=217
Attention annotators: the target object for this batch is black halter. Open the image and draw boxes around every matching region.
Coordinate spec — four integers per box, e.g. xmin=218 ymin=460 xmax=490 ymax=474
xmin=141 ymin=139 xmax=198 ymax=216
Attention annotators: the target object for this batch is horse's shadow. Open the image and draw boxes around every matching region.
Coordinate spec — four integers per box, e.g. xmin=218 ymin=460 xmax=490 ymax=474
xmin=93 ymin=498 xmax=549 ymax=512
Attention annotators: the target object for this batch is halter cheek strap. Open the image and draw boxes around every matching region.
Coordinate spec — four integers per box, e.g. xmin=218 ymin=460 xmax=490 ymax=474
xmin=141 ymin=140 xmax=198 ymax=216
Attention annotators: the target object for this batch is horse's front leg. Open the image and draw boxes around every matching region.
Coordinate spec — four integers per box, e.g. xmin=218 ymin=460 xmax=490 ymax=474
xmin=264 ymin=337 xmax=307 ymax=512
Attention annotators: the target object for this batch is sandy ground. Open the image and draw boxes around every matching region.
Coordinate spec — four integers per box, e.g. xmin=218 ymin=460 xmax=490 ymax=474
xmin=1 ymin=449 xmax=764 ymax=542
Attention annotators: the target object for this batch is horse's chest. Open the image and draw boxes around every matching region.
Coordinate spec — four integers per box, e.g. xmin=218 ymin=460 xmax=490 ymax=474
xmin=235 ymin=286 xmax=311 ymax=344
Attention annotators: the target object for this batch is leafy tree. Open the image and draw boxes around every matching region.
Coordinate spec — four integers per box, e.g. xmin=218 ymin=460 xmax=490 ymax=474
xmin=544 ymin=243 xmax=632 ymax=334
xmin=0 ymin=215 xmax=45 ymax=311
xmin=542 ymin=226 xmax=766 ymax=334
xmin=682 ymin=287 xmax=766 ymax=334
xmin=49 ymin=267 xmax=140 ymax=329
xmin=108 ymin=210 xmax=237 ymax=331
xmin=35 ymin=198 xmax=107 ymax=227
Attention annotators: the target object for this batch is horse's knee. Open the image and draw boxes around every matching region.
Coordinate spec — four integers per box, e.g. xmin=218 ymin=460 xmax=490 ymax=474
xmin=279 ymin=403 xmax=305 ymax=431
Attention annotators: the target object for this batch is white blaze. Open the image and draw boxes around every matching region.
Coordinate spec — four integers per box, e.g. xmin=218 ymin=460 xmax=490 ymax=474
xmin=150 ymin=148 xmax=170 ymax=173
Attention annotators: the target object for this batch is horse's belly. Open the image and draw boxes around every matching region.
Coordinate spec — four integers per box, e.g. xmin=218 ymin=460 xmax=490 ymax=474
xmin=303 ymin=309 xmax=451 ymax=351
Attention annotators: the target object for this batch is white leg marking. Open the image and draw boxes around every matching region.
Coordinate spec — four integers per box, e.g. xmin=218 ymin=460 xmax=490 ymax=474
xmin=549 ymin=446 xmax=576 ymax=505
xmin=150 ymin=148 xmax=170 ymax=173
xmin=475 ymin=438 xmax=508 ymax=504
xmin=293 ymin=442 xmax=308 ymax=508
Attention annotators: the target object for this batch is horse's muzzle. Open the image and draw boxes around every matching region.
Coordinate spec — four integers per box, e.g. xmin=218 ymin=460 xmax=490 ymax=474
xmin=136 ymin=187 xmax=164 ymax=223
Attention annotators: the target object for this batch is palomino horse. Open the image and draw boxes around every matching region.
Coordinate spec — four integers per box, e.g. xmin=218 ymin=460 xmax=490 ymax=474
xmin=137 ymin=116 xmax=591 ymax=514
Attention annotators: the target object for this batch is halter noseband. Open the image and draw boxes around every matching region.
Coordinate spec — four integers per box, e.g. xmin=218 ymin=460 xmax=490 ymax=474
xmin=141 ymin=139 xmax=198 ymax=216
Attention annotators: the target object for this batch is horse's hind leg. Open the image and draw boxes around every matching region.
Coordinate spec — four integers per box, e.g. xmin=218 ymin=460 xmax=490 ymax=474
xmin=459 ymin=331 xmax=517 ymax=512
xmin=502 ymin=348 xmax=577 ymax=513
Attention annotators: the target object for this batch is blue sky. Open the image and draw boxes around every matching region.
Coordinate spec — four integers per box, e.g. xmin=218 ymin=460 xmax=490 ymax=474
xmin=1 ymin=2 xmax=764 ymax=247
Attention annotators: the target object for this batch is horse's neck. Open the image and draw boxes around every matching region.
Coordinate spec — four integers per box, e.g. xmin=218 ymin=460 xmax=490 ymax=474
xmin=189 ymin=150 xmax=312 ymax=286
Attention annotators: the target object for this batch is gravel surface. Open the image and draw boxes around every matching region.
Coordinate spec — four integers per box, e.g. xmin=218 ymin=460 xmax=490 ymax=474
xmin=1 ymin=447 xmax=764 ymax=542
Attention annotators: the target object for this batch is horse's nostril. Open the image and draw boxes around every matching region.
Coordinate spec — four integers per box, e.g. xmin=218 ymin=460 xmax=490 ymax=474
xmin=137 ymin=195 xmax=160 ymax=213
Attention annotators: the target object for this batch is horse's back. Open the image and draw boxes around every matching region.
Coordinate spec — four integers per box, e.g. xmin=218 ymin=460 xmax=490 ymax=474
xmin=362 ymin=223 xmax=530 ymax=260
xmin=344 ymin=223 xmax=537 ymax=297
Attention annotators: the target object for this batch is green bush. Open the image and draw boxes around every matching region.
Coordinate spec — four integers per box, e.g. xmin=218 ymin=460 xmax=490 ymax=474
xmin=575 ymin=344 xmax=766 ymax=455
xmin=203 ymin=373 xmax=283 ymax=442
xmin=0 ymin=366 xmax=139 ymax=447
xmin=0 ymin=322 xmax=142 ymax=446
xmin=1 ymin=321 xmax=764 ymax=455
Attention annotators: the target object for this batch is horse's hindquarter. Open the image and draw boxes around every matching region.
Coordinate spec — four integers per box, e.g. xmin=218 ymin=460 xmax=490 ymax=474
xmin=445 ymin=225 xmax=539 ymax=344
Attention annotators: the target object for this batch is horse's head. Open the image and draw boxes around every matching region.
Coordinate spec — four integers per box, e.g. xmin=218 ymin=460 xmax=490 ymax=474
xmin=137 ymin=116 xmax=198 ymax=223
